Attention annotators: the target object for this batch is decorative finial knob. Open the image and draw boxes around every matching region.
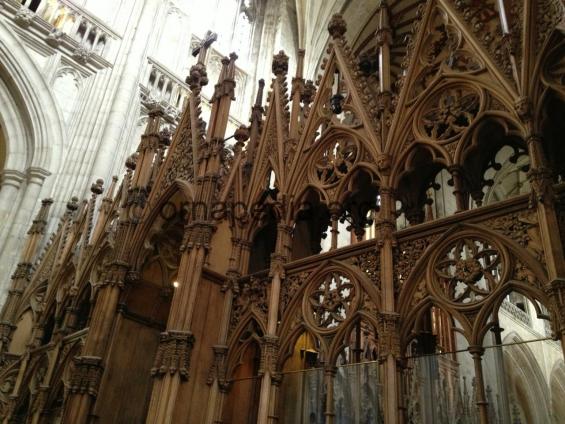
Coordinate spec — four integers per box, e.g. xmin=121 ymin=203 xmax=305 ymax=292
xmin=272 ymin=50 xmax=289 ymax=76
xmin=328 ymin=13 xmax=347 ymax=39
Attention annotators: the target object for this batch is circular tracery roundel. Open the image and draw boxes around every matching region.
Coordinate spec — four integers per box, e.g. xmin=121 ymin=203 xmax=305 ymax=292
xmin=312 ymin=137 xmax=359 ymax=187
xmin=306 ymin=271 xmax=357 ymax=330
xmin=434 ymin=238 xmax=503 ymax=305
xmin=418 ymin=87 xmax=481 ymax=142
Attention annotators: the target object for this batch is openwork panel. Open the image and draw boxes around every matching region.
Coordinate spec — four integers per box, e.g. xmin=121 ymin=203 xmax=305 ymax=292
xmin=306 ymin=271 xmax=358 ymax=331
xmin=434 ymin=237 xmax=504 ymax=305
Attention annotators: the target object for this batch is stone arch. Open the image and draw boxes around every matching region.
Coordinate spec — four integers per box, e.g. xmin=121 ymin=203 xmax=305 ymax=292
xmin=502 ymin=333 xmax=552 ymax=424
xmin=0 ymin=17 xmax=64 ymax=179
xmin=0 ymin=17 xmax=65 ymax=301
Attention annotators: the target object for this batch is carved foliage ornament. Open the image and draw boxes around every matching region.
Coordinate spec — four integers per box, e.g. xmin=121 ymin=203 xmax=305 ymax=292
xmin=419 ymin=86 xmax=481 ymax=142
xmin=409 ymin=7 xmax=484 ymax=103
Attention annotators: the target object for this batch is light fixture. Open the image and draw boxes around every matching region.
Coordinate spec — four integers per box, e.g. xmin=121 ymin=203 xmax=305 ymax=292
xmin=173 ymin=281 xmax=179 ymax=288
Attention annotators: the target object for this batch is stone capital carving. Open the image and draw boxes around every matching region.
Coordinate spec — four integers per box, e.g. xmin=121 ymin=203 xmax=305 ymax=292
xmin=27 ymin=167 xmax=51 ymax=185
xmin=15 ymin=7 xmax=34 ymax=27
xmin=151 ymin=330 xmax=195 ymax=381
xmin=72 ymin=45 xmax=92 ymax=64
xmin=0 ymin=170 xmax=26 ymax=188
xmin=46 ymin=28 xmax=64 ymax=47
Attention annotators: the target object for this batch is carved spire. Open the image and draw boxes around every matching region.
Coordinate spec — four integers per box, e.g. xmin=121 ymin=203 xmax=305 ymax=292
xmin=92 ymin=176 xmax=118 ymax=244
xmin=86 ymin=178 xmax=104 ymax=244
xmin=187 ymin=31 xmax=217 ymax=92
xmin=27 ymin=198 xmax=54 ymax=236
xmin=246 ymin=79 xmax=266 ymax=169
xmin=290 ymin=49 xmax=305 ymax=139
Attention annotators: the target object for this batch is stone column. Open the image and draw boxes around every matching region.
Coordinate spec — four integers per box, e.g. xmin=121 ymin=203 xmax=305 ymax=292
xmin=0 ymin=167 xmax=50 ymax=304
xmin=0 ymin=169 xmax=25 ymax=238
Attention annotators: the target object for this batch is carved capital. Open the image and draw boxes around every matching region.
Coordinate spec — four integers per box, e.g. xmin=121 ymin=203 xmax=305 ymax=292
xmin=269 ymin=253 xmax=286 ymax=278
xmin=546 ymin=278 xmax=565 ymax=335
xmin=72 ymin=45 xmax=92 ymax=64
xmin=206 ymin=345 xmax=229 ymax=391
xmin=46 ymin=28 xmax=64 ymax=47
xmin=527 ymin=166 xmax=554 ymax=207
xmin=100 ymin=261 xmax=129 ymax=289
xmin=15 ymin=7 xmax=34 ymax=27
xmin=124 ymin=270 xmax=141 ymax=285
xmin=182 ymin=222 xmax=215 ymax=251
xmin=11 ymin=262 xmax=33 ymax=281
xmin=377 ymin=312 xmax=400 ymax=361
xmin=69 ymin=356 xmax=104 ymax=397
xmin=514 ymin=96 xmax=532 ymax=120
xmin=151 ymin=331 xmax=195 ymax=381
xmin=259 ymin=335 xmax=279 ymax=376
xmin=376 ymin=28 xmax=392 ymax=46
xmin=0 ymin=322 xmax=15 ymax=349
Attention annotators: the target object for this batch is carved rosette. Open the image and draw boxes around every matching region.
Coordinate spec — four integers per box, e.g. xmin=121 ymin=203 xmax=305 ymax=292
xmin=151 ymin=331 xmax=195 ymax=381
xmin=377 ymin=312 xmax=400 ymax=361
xmin=258 ymin=335 xmax=279 ymax=376
xmin=69 ymin=356 xmax=104 ymax=397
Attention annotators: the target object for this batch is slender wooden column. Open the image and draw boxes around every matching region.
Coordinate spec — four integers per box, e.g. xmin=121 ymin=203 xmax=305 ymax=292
xmin=257 ymin=223 xmax=292 ymax=424
xmin=469 ymin=346 xmax=489 ymax=424
xmin=145 ymin=239 xmax=207 ymax=424
xmin=324 ymin=366 xmax=337 ymax=424
xmin=0 ymin=198 xmax=53 ymax=353
xmin=525 ymin=134 xmax=565 ymax=356
xmin=62 ymin=261 xmax=128 ymax=424
xmin=375 ymin=184 xmax=401 ymax=424
xmin=147 ymin=32 xmax=242 ymax=424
